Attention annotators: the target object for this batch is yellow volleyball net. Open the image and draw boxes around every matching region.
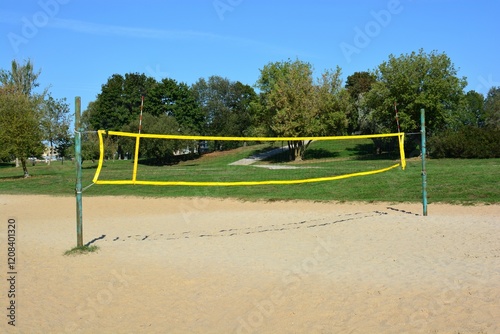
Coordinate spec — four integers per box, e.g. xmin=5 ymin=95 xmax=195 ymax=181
xmin=92 ymin=130 xmax=406 ymax=186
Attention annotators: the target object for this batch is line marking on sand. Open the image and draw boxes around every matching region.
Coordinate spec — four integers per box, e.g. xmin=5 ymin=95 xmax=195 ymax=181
xmin=87 ymin=210 xmax=395 ymax=245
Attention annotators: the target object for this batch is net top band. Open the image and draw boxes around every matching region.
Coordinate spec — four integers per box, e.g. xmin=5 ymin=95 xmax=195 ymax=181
xmin=102 ymin=130 xmax=404 ymax=142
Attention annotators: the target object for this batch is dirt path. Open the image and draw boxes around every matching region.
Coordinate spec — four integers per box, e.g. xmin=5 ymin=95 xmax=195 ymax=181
xmin=229 ymin=145 xmax=288 ymax=166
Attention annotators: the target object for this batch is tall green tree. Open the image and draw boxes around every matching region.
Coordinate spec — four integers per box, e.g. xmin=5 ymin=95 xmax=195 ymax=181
xmin=0 ymin=59 xmax=41 ymax=96
xmin=191 ymin=76 xmax=257 ymax=149
xmin=345 ymin=71 xmax=376 ymax=100
xmin=192 ymin=76 xmax=229 ymax=136
xmin=87 ymin=74 xmax=126 ymax=130
xmin=147 ymin=78 xmax=204 ymax=134
xmin=40 ymin=95 xmax=71 ymax=164
xmin=461 ymin=90 xmax=485 ymax=128
xmin=345 ymin=71 xmax=376 ymax=133
xmin=363 ymin=49 xmax=467 ymax=134
xmin=121 ymin=112 xmax=182 ymax=164
xmin=483 ymin=86 xmax=500 ymax=130
xmin=88 ymin=73 xmax=156 ymax=131
xmin=0 ymin=87 xmax=43 ymax=177
xmin=0 ymin=59 xmax=45 ymax=176
xmin=86 ymin=73 xmax=204 ymax=136
xmin=227 ymin=81 xmax=258 ymax=137
xmin=256 ymin=59 xmax=349 ymax=160
xmin=316 ymin=68 xmax=352 ymax=136
xmin=257 ymin=59 xmax=316 ymax=160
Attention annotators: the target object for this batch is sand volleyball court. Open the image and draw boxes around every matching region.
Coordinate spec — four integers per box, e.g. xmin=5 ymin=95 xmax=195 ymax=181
xmin=0 ymin=195 xmax=499 ymax=333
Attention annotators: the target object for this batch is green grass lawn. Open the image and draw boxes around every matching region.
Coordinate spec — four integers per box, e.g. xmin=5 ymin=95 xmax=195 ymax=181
xmin=1 ymin=139 xmax=499 ymax=204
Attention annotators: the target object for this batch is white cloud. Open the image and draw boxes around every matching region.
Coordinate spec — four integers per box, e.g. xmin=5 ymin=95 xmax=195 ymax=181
xmin=45 ymin=17 xmax=313 ymax=58
xmin=48 ymin=18 xmax=221 ymax=40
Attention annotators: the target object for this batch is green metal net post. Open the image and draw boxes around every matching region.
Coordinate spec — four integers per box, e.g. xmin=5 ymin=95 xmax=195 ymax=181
xmin=75 ymin=97 xmax=83 ymax=247
xmin=421 ymin=108 xmax=428 ymax=216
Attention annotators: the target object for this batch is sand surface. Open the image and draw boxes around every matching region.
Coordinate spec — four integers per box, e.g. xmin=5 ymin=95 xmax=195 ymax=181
xmin=0 ymin=195 xmax=499 ymax=333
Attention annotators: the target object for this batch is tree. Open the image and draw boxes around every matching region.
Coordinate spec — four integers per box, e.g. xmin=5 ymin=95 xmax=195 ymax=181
xmin=40 ymin=95 xmax=71 ymax=165
xmin=192 ymin=76 xmax=232 ymax=150
xmin=0 ymin=59 xmax=41 ymax=96
xmin=81 ymin=132 xmax=100 ymax=163
xmin=88 ymin=73 xmax=156 ymax=131
xmin=316 ymin=68 xmax=352 ymax=136
xmin=81 ymin=100 xmax=97 ymax=130
xmin=256 ymin=59 xmax=349 ymax=160
xmin=226 ymin=81 xmax=258 ymax=137
xmin=345 ymin=71 xmax=376 ymax=100
xmin=345 ymin=71 xmax=376 ymax=133
xmin=483 ymin=87 xmax=500 ymax=130
xmin=461 ymin=90 xmax=485 ymax=128
xmin=86 ymin=73 xmax=205 ymax=137
xmin=121 ymin=112 xmax=182 ymax=164
xmin=257 ymin=59 xmax=316 ymax=160
xmin=363 ymin=49 xmax=467 ymax=135
xmin=0 ymin=59 xmax=45 ymax=177
xmin=0 ymin=87 xmax=43 ymax=177
xmin=148 ymin=78 xmax=204 ymax=135
xmin=191 ymin=76 xmax=257 ymax=150
xmin=55 ymin=132 xmax=73 ymax=164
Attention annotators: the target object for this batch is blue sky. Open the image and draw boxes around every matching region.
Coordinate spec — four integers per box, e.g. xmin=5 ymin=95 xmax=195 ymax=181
xmin=1 ymin=0 xmax=499 ymax=115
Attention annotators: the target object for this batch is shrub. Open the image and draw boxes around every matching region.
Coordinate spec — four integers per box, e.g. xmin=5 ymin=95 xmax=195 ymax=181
xmin=428 ymin=127 xmax=500 ymax=158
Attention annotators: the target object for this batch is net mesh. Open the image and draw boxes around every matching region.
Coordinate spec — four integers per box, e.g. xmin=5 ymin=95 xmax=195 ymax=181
xmin=92 ymin=130 xmax=406 ymax=186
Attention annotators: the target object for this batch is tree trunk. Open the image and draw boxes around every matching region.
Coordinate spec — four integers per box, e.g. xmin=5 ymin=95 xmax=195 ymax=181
xmin=20 ymin=158 xmax=30 ymax=178
xmin=47 ymin=140 xmax=55 ymax=165
xmin=288 ymin=140 xmax=304 ymax=161
xmin=294 ymin=144 xmax=303 ymax=161
xmin=287 ymin=141 xmax=295 ymax=161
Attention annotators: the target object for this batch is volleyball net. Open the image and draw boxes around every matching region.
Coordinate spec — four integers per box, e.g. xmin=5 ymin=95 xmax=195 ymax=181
xmin=92 ymin=130 xmax=406 ymax=186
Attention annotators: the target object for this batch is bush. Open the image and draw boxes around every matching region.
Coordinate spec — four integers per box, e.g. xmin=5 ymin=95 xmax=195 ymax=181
xmin=428 ymin=127 xmax=500 ymax=158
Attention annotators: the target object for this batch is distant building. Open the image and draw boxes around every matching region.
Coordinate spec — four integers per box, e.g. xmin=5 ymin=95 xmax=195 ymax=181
xmin=42 ymin=145 xmax=59 ymax=161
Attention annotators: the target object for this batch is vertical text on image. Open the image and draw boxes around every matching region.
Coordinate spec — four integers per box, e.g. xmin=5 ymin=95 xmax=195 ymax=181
xmin=6 ymin=218 xmax=17 ymax=327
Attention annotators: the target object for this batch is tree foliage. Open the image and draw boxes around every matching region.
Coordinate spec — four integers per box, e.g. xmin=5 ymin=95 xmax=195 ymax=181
xmin=120 ymin=112 xmax=182 ymax=164
xmin=85 ymin=73 xmax=204 ymax=135
xmin=146 ymin=78 xmax=204 ymax=134
xmin=0 ymin=59 xmax=41 ymax=96
xmin=87 ymin=73 xmax=156 ymax=131
xmin=0 ymin=87 xmax=43 ymax=176
xmin=345 ymin=71 xmax=376 ymax=133
xmin=3 ymin=47 xmax=496 ymax=168
xmin=40 ymin=95 xmax=71 ymax=164
xmin=316 ymin=68 xmax=352 ymax=136
xmin=256 ymin=59 xmax=350 ymax=160
xmin=460 ymin=90 xmax=485 ymax=128
xmin=483 ymin=86 xmax=500 ymax=130
xmin=363 ymin=49 xmax=467 ymax=134
xmin=345 ymin=71 xmax=376 ymax=100
xmin=0 ymin=60 xmax=45 ymax=177
xmin=191 ymin=76 xmax=258 ymax=150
